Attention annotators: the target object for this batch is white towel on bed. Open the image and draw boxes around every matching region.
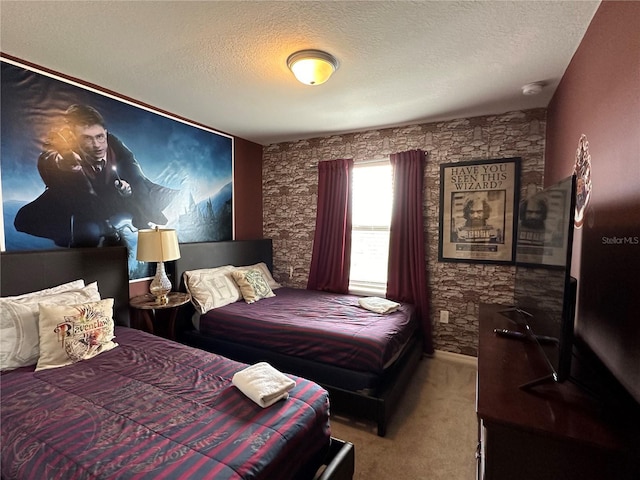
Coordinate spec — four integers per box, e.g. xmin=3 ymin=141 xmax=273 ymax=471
xmin=232 ymin=362 xmax=296 ymax=408
xmin=358 ymin=296 xmax=401 ymax=314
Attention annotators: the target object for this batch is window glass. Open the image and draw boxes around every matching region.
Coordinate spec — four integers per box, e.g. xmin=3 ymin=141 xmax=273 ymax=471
xmin=349 ymin=162 xmax=392 ymax=295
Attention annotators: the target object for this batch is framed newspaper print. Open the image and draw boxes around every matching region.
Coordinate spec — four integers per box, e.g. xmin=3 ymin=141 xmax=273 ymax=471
xmin=438 ymin=157 xmax=520 ymax=264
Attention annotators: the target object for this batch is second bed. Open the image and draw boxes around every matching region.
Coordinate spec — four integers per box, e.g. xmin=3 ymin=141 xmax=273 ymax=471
xmin=174 ymin=239 xmax=423 ymax=436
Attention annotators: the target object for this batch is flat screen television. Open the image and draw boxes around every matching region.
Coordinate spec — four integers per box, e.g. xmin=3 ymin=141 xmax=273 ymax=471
xmin=573 ymin=170 xmax=640 ymax=409
xmin=500 ymin=174 xmax=577 ymax=389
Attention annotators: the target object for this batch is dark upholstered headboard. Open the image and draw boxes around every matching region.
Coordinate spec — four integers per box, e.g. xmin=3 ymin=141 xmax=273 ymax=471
xmin=172 ymin=239 xmax=274 ymax=289
xmin=1 ymin=246 xmax=131 ymax=327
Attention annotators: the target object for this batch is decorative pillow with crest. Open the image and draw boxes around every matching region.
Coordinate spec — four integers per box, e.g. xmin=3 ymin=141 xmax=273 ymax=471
xmin=183 ymin=266 xmax=242 ymax=313
xmin=233 ymin=262 xmax=281 ymax=290
xmin=0 ymin=281 xmax=98 ymax=371
xmin=36 ymin=298 xmax=118 ymax=371
xmin=231 ymin=269 xmax=276 ymax=304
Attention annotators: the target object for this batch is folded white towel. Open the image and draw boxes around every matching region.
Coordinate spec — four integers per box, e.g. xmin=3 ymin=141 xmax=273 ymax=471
xmin=232 ymin=362 xmax=296 ymax=408
xmin=358 ymin=296 xmax=401 ymax=314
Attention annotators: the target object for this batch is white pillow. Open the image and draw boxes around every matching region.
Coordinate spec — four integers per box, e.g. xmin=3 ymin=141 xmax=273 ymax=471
xmin=183 ymin=266 xmax=242 ymax=314
xmin=36 ymin=298 xmax=118 ymax=371
xmin=2 ymin=279 xmax=85 ymax=301
xmin=0 ymin=282 xmax=100 ymax=371
xmin=233 ymin=262 xmax=281 ymax=290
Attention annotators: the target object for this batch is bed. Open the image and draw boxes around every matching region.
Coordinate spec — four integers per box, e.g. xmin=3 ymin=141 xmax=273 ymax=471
xmin=1 ymin=246 xmax=354 ymax=480
xmin=174 ymin=239 xmax=423 ymax=436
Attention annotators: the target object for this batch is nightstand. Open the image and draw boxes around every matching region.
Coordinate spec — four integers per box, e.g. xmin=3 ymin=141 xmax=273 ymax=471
xmin=129 ymin=292 xmax=191 ymax=340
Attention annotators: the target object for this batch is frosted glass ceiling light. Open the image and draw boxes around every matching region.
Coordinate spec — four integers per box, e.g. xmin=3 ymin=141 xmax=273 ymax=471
xmin=287 ymin=49 xmax=338 ymax=86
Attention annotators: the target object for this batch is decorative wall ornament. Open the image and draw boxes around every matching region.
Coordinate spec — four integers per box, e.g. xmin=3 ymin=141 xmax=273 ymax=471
xmin=573 ymin=134 xmax=592 ymax=229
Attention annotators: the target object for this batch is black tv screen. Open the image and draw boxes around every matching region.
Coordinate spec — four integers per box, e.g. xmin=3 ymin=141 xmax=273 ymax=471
xmin=511 ymin=175 xmax=577 ymax=386
xmin=574 ymin=179 xmax=640 ymax=406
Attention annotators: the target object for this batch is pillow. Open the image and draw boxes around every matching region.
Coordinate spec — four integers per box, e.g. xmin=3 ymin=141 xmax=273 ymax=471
xmin=36 ymin=298 xmax=117 ymax=371
xmin=2 ymin=279 xmax=85 ymax=301
xmin=233 ymin=262 xmax=281 ymax=290
xmin=183 ymin=266 xmax=242 ymax=313
xmin=0 ymin=282 xmax=99 ymax=371
xmin=231 ymin=268 xmax=275 ymax=304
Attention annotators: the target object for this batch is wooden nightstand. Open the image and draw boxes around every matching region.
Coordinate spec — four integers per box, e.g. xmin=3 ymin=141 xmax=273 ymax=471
xmin=129 ymin=292 xmax=191 ymax=340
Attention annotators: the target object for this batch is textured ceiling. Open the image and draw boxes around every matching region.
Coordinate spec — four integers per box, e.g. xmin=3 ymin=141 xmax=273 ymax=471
xmin=0 ymin=1 xmax=600 ymax=145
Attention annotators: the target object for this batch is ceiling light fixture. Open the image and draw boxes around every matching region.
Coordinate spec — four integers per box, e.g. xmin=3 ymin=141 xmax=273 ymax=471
xmin=287 ymin=49 xmax=339 ymax=86
xmin=522 ymin=82 xmax=544 ymax=96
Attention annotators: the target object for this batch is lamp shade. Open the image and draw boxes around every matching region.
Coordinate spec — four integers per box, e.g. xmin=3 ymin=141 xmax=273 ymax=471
xmin=287 ymin=49 xmax=338 ymax=86
xmin=136 ymin=228 xmax=180 ymax=262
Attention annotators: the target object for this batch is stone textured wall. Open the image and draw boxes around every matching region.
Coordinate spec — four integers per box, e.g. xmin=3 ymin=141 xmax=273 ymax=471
xmin=263 ymin=109 xmax=546 ymax=356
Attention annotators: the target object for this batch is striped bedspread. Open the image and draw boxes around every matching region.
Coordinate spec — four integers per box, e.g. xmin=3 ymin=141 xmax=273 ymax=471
xmin=199 ymin=287 xmax=418 ymax=374
xmin=1 ymin=327 xmax=330 ymax=480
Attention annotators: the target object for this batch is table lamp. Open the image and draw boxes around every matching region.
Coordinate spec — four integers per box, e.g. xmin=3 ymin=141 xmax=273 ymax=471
xmin=136 ymin=227 xmax=181 ymax=305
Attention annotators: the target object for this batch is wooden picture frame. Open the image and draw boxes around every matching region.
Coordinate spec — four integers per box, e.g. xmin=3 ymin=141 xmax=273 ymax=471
xmin=438 ymin=157 xmax=520 ymax=264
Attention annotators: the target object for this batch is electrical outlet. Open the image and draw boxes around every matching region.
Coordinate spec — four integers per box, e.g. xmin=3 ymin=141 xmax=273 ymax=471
xmin=439 ymin=310 xmax=450 ymax=323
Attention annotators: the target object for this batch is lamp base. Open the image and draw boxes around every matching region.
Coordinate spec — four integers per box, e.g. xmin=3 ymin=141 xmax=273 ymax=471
xmin=153 ymin=293 xmax=169 ymax=305
xmin=149 ymin=261 xmax=172 ymax=305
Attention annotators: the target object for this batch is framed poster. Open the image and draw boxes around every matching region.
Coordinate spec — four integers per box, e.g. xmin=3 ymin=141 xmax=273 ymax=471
xmin=0 ymin=57 xmax=233 ymax=280
xmin=438 ymin=157 xmax=520 ymax=264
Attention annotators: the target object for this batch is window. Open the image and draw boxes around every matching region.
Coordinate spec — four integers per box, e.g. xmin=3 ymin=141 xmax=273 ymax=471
xmin=349 ymin=162 xmax=392 ymax=295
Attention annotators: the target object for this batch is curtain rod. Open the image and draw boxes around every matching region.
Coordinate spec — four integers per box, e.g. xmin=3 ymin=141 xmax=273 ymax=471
xmin=309 ymin=157 xmax=389 ymax=168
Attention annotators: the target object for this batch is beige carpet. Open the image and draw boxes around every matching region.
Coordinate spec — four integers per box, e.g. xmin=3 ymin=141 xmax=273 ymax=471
xmin=329 ymin=352 xmax=478 ymax=480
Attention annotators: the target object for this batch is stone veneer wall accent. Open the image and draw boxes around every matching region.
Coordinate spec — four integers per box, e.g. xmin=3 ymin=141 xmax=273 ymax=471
xmin=263 ymin=109 xmax=546 ymax=356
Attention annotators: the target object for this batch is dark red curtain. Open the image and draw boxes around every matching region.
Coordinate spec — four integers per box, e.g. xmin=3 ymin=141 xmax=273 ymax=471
xmin=387 ymin=149 xmax=433 ymax=354
xmin=307 ymin=159 xmax=353 ymax=293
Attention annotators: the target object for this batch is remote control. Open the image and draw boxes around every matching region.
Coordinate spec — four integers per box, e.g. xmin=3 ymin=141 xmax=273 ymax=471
xmin=494 ymin=328 xmax=559 ymax=344
xmin=494 ymin=328 xmax=526 ymax=340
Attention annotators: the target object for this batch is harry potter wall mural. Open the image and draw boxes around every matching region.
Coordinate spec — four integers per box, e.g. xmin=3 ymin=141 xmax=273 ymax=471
xmin=1 ymin=58 xmax=234 ymax=280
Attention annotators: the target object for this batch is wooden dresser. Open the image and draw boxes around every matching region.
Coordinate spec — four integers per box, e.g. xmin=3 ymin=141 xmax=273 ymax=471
xmin=476 ymin=303 xmax=639 ymax=480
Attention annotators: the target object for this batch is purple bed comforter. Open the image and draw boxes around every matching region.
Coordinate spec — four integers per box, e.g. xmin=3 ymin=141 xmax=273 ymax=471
xmin=1 ymin=328 xmax=330 ymax=480
xmin=198 ymin=288 xmax=418 ymax=374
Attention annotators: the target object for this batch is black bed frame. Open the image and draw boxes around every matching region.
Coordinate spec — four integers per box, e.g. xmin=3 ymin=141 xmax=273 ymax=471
xmin=173 ymin=239 xmax=423 ymax=436
xmin=1 ymin=246 xmax=355 ymax=480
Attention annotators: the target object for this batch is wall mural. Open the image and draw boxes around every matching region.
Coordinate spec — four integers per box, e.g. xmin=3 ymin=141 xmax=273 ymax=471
xmin=0 ymin=58 xmax=233 ymax=280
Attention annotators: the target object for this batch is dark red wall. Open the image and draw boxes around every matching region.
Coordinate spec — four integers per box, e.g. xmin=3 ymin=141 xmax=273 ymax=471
xmin=545 ymin=1 xmax=639 ymax=186
xmin=545 ymin=0 xmax=640 ymax=402
xmin=233 ymin=137 xmax=263 ymax=240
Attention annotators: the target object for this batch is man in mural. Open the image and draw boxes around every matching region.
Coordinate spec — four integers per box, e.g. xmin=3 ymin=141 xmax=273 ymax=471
xmin=14 ymin=104 xmax=177 ymax=247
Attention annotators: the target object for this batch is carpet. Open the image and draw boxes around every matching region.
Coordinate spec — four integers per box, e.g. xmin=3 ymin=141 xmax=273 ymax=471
xmin=329 ymin=352 xmax=478 ymax=479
